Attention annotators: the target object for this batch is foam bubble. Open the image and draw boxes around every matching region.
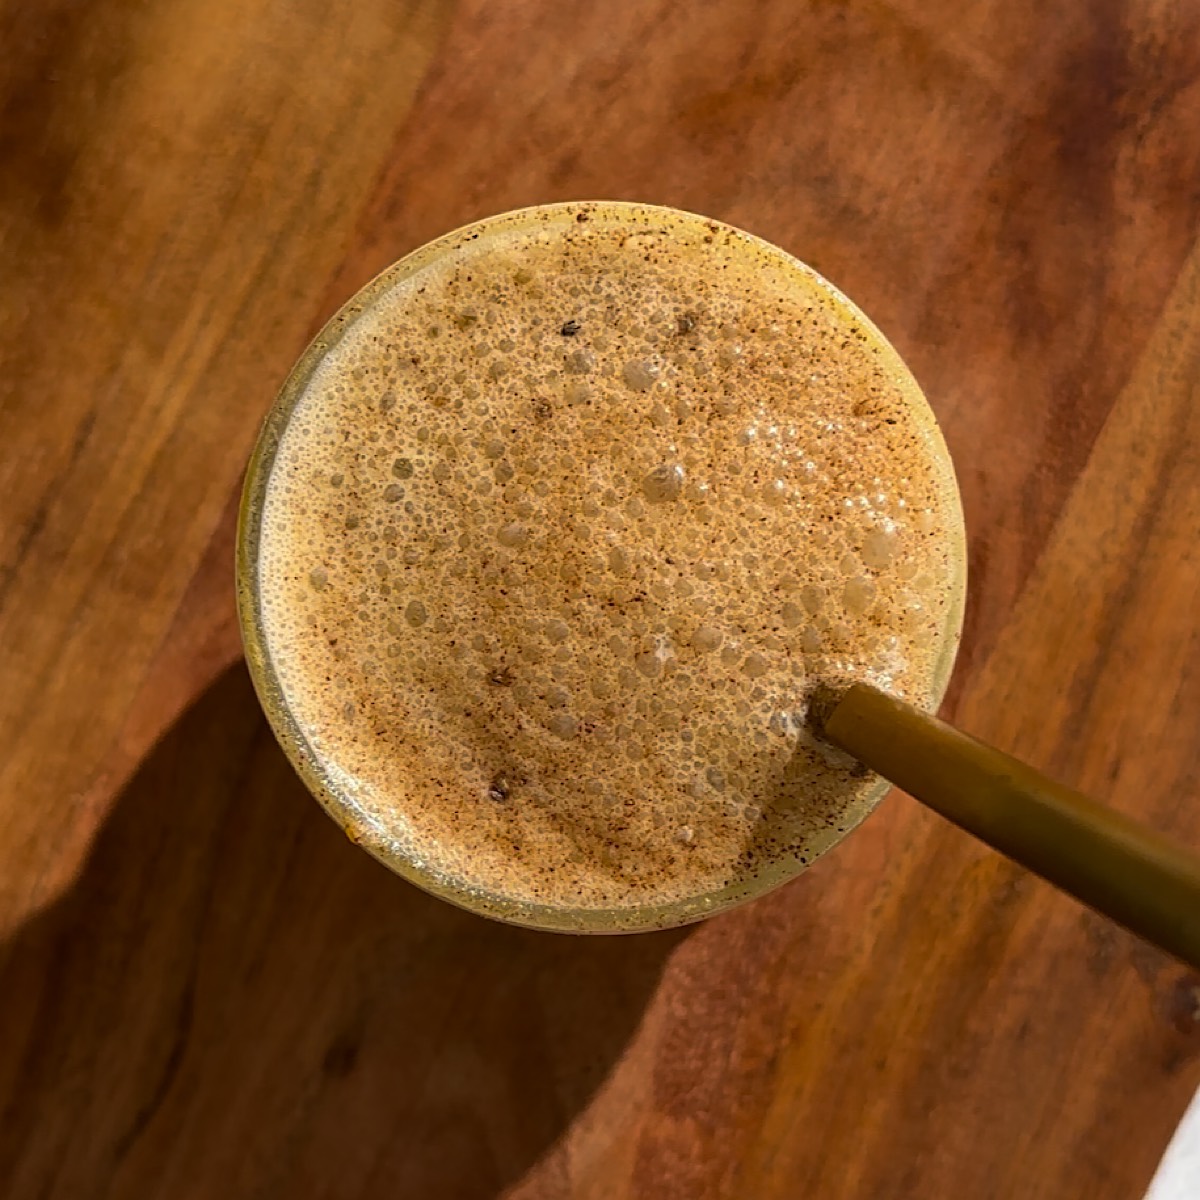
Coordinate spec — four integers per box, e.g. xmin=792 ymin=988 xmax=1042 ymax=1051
xmin=742 ymin=653 xmax=770 ymax=678
xmin=547 ymin=714 xmax=579 ymax=739
xmin=861 ymin=526 xmax=897 ymax=569
xmin=497 ymin=522 xmax=529 ymax=548
xmin=622 ymin=360 xmax=661 ymax=391
xmin=642 ymin=463 xmax=685 ymax=504
xmin=843 ymin=577 xmax=876 ymax=615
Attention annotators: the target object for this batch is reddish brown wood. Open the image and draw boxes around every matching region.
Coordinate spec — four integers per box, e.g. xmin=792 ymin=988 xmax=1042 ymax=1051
xmin=2 ymin=1 xmax=1200 ymax=1196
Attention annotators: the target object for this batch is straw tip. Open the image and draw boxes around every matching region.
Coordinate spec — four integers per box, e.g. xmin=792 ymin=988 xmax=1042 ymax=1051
xmin=803 ymin=681 xmax=845 ymax=739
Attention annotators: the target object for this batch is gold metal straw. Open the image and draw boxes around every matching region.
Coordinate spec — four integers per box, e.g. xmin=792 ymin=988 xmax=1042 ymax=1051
xmin=820 ymin=683 xmax=1200 ymax=970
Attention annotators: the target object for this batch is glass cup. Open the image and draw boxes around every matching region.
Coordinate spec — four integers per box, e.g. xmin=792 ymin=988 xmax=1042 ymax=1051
xmin=236 ymin=201 xmax=967 ymax=933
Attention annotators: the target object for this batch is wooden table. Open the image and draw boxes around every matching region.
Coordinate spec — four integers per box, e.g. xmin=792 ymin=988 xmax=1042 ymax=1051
xmin=3 ymin=2 xmax=1199 ymax=1195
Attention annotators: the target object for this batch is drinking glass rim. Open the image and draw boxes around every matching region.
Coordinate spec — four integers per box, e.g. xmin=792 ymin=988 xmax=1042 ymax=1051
xmin=235 ymin=199 xmax=967 ymax=933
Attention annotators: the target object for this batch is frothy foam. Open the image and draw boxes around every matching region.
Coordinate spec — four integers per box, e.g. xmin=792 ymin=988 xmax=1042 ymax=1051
xmin=256 ymin=203 xmax=962 ymax=916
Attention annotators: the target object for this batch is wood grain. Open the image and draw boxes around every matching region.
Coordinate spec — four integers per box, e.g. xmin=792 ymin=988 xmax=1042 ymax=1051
xmin=3 ymin=0 xmax=1200 ymax=1196
xmin=0 ymin=0 xmax=455 ymax=925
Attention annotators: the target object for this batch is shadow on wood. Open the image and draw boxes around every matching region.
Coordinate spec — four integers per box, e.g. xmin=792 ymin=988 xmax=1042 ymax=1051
xmin=0 ymin=663 xmax=686 ymax=1197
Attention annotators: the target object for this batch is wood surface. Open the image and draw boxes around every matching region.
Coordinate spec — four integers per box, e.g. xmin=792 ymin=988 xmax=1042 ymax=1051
xmin=2 ymin=0 xmax=1200 ymax=1196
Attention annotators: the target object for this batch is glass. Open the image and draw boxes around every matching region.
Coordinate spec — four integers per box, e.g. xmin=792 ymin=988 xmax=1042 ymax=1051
xmin=236 ymin=201 xmax=967 ymax=933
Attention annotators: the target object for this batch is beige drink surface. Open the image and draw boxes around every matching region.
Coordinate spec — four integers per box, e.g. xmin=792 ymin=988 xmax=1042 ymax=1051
xmin=258 ymin=203 xmax=962 ymax=915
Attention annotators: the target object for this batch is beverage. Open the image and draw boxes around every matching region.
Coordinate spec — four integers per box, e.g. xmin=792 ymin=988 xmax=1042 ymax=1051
xmin=239 ymin=202 xmax=965 ymax=931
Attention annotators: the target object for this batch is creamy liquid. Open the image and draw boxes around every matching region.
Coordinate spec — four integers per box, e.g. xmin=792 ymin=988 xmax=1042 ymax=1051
xmin=257 ymin=203 xmax=962 ymax=915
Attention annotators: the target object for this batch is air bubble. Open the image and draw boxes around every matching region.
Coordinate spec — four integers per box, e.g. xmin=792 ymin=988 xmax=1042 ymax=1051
xmin=843 ymin=576 xmax=876 ymax=615
xmin=642 ymin=463 xmax=684 ymax=504
xmin=634 ymin=651 xmax=662 ymax=679
xmin=862 ymin=527 xmax=897 ymax=569
xmin=622 ymin=360 xmax=660 ymax=391
xmin=742 ymin=652 xmax=769 ymax=678
xmin=801 ymin=584 xmax=824 ymax=615
xmin=608 ymin=547 xmax=632 ymax=576
xmin=497 ymin=522 xmax=530 ymax=548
